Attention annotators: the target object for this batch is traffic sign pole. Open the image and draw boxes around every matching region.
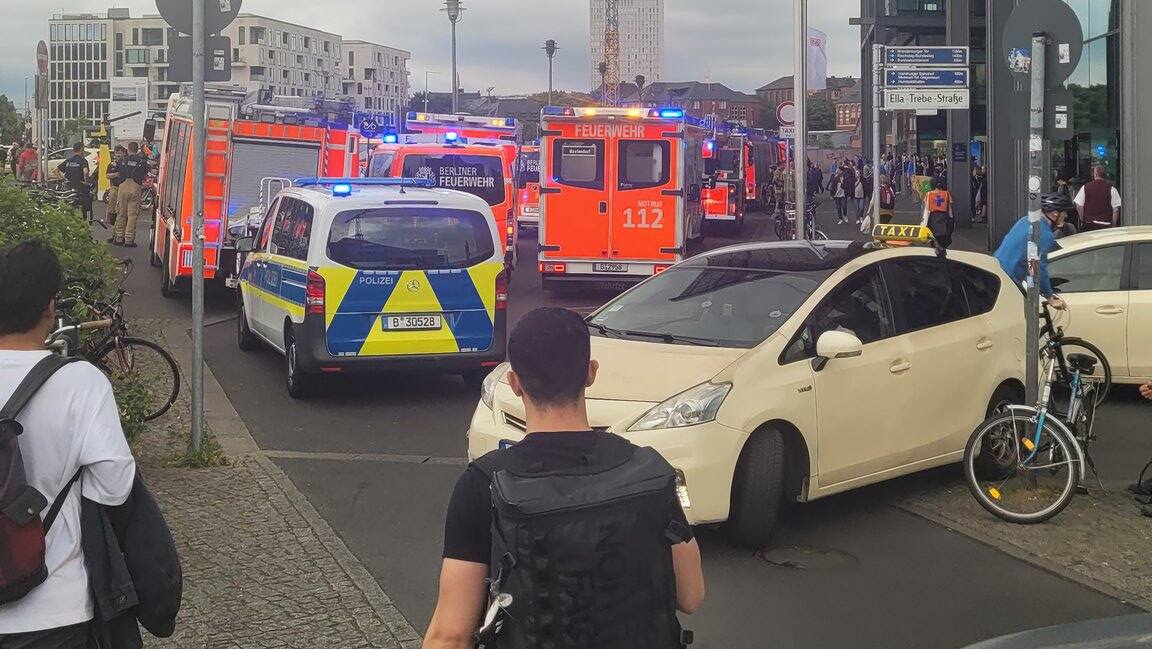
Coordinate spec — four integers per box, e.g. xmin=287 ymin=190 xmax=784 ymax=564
xmin=872 ymin=44 xmax=883 ymax=230
xmin=191 ymin=0 xmax=206 ymax=454
xmin=1025 ymin=32 xmax=1047 ymax=405
xmin=793 ymin=0 xmax=807 ymax=241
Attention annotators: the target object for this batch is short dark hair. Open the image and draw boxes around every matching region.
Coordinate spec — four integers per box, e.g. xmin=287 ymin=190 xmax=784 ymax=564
xmin=114 ymin=145 xmax=127 ymax=154
xmin=508 ymin=308 xmax=590 ymax=407
xmin=933 ymin=177 xmax=947 ymax=190
xmin=72 ymin=142 xmax=84 ymax=153
xmin=128 ymin=141 xmax=139 ymax=153
xmin=0 ymin=241 xmax=61 ymax=335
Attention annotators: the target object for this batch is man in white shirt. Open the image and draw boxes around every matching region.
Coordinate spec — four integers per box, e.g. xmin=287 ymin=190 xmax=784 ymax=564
xmin=0 ymin=241 xmax=135 ymax=649
xmin=1073 ymin=165 xmax=1122 ymax=231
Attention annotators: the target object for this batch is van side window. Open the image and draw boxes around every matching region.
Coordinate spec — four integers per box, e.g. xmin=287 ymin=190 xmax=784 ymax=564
xmin=257 ymin=198 xmax=279 ymax=251
xmin=270 ymin=198 xmax=314 ymax=261
xmin=618 ymin=140 xmax=670 ymax=191
xmin=552 ymin=139 xmax=604 ymax=190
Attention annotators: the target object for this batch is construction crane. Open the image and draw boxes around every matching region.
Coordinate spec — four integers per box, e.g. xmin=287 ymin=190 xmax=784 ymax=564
xmin=602 ymin=0 xmax=620 ymax=106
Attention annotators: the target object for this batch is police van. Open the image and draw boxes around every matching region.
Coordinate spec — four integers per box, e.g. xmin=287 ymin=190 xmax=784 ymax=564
xmin=234 ymin=178 xmax=509 ymax=397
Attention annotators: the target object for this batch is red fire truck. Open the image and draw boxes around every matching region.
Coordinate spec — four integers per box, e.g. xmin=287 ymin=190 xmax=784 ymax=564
xmin=151 ymin=87 xmax=360 ymax=297
xmin=516 ymin=144 xmax=541 ymax=228
xmin=538 ymin=106 xmax=708 ymax=290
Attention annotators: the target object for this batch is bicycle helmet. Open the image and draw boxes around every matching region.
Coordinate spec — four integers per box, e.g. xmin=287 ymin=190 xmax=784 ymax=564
xmin=1040 ymin=192 xmax=1075 ymax=213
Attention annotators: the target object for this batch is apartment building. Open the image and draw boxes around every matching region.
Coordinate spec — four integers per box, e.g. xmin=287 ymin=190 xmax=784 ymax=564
xmin=589 ymin=0 xmax=664 ymax=91
xmin=341 ymin=41 xmax=411 ymax=128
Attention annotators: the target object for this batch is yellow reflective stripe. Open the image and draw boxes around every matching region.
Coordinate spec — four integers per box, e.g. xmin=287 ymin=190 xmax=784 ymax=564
xmin=245 ymin=282 xmax=305 ymax=320
xmin=318 ymin=265 xmax=359 ymax=329
xmin=269 ymin=255 xmax=309 ymax=272
xmin=466 ymin=262 xmax=502 ymax=317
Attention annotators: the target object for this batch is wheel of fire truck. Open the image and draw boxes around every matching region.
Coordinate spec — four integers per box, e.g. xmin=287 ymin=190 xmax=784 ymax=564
xmin=147 ymin=222 xmax=161 ymax=267
xmin=159 ymin=237 xmax=177 ymax=299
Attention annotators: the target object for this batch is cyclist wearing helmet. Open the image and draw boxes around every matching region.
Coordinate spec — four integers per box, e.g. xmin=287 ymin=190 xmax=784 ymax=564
xmin=993 ymin=193 xmax=1072 ymax=310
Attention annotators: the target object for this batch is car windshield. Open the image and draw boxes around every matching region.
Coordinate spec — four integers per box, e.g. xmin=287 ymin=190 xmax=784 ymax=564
xmin=326 ymin=207 xmax=495 ymax=271
xmin=589 ymin=264 xmax=833 ymax=349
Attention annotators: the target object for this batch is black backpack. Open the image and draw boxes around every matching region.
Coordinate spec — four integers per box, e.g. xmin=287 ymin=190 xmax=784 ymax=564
xmin=472 ymin=434 xmax=691 ymax=649
xmin=0 ymin=355 xmax=80 ymax=604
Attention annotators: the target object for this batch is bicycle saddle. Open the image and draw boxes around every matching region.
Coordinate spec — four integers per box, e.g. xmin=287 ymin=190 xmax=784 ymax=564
xmin=1066 ymin=353 xmax=1097 ymax=375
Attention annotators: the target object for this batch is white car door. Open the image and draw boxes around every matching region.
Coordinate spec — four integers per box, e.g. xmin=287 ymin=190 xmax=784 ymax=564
xmin=1127 ymin=242 xmax=1152 ymax=380
xmin=1048 ymin=244 xmax=1130 ymax=378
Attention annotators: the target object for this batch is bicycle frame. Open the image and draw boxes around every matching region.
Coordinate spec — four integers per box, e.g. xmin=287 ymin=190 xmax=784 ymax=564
xmin=1008 ymin=350 xmax=1087 ymax=473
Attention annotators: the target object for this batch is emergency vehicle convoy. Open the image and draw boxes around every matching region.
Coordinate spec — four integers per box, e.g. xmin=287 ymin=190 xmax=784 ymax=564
xmin=367 ymin=112 xmax=522 ymax=263
xmin=151 ymin=86 xmax=361 ymax=297
xmin=701 ymin=127 xmax=785 ymax=231
xmin=537 ymin=106 xmax=710 ymax=290
xmin=233 ymin=178 xmax=509 ymax=397
xmin=516 ymin=144 xmax=541 ymax=227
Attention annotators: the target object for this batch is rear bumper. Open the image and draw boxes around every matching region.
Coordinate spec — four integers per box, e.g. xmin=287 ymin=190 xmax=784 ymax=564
xmin=704 ymin=212 xmax=738 ymax=221
xmin=295 ymin=312 xmax=507 ymax=374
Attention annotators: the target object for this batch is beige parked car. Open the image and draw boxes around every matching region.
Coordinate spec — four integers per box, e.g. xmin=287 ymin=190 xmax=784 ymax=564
xmin=1048 ymin=226 xmax=1152 ymax=384
xmin=469 ymin=234 xmax=1027 ymax=548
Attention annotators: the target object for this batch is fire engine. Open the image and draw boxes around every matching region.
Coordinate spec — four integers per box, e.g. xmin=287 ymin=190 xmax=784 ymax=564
xmin=367 ymin=112 xmax=522 ymax=262
xmin=537 ymin=106 xmax=708 ymax=290
xmin=151 ymin=86 xmax=361 ymax=297
xmin=516 ymin=144 xmax=541 ymax=227
xmin=700 ymin=127 xmax=784 ymax=231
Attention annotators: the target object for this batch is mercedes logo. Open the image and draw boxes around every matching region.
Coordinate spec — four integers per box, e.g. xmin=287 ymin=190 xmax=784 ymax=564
xmin=406 ymin=279 xmax=421 ymax=293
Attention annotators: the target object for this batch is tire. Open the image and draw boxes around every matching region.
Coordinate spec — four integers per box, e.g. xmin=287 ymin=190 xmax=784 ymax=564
xmin=963 ymin=412 xmax=1080 ymax=524
xmin=285 ymin=327 xmax=315 ymax=399
xmin=1057 ymin=337 xmax=1112 ymax=405
xmin=462 ymin=368 xmax=488 ymax=391
xmin=725 ymin=428 xmax=786 ymax=549
xmin=773 ymin=215 xmax=789 ymax=241
xmin=93 ymin=337 xmax=180 ymax=421
xmin=148 ymin=223 xmax=161 ymax=267
xmin=159 ymin=238 xmax=176 ymax=299
xmin=973 ymin=385 xmax=1023 ymax=480
xmin=236 ymin=296 xmax=260 ymax=351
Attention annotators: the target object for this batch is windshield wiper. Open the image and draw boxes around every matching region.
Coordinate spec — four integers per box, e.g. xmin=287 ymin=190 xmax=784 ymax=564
xmin=587 ymin=321 xmax=628 ymax=338
xmin=619 ymin=329 xmax=722 ymax=347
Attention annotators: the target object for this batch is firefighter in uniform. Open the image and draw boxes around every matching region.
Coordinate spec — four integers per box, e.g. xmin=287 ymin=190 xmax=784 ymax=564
xmin=105 ymin=145 xmax=127 ymax=235
xmin=113 ymin=142 xmax=147 ymax=247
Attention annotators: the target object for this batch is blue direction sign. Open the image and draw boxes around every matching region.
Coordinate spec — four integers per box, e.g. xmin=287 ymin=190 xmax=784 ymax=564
xmin=884 ymin=46 xmax=969 ymax=67
xmin=885 ymin=68 xmax=969 ymax=88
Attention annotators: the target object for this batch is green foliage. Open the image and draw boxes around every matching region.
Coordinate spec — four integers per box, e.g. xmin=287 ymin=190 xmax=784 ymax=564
xmin=0 ymin=177 xmax=116 ymax=292
xmin=807 ymin=97 xmax=836 ymax=131
xmin=109 ymin=370 xmax=153 ymax=444
xmin=54 ymin=119 xmax=91 ymax=148
xmin=409 ymin=91 xmax=454 ymax=114
xmin=1069 ymin=84 xmax=1109 ymax=130
xmin=0 ymin=95 xmax=23 ymax=144
xmin=172 ymin=431 xmax=229 ymax=468
xmin=759 ymin=100 xmax=779 ymax=130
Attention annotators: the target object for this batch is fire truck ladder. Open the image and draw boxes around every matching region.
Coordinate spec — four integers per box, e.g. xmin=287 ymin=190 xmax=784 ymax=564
xmin=602 ymin=0 xmax=621 ymax=106
xmin=199 ymin=104 xmax=232 ymax=275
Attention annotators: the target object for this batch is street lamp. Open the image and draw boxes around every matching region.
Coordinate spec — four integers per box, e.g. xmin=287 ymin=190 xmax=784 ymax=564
xmin=543 ymin=40 xmax=559 ymax=106
xmin=424 ymin=70 xmax=440 ymax=112
xmin=442 ymin=0 xmax=465 ymax=113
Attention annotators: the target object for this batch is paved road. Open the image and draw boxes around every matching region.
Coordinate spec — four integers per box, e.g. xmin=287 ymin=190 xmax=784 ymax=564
xmin=111 ymin=204 xmax=1141 ymax=649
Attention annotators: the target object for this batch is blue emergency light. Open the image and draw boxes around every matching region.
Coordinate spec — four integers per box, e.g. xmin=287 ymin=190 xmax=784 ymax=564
xmin=331 ymin=183 xmax=353 ymax=197
xmin=294 ymin=177 xmax=437 ymax=191
xmin=383 ymin=132 xmax=398 ymax=144
xmin=657 ymin=108 xmax=685 ymax=119
xmin=445 ymin=131 xmax=460 ymax=142
xmin=1095 ymin=144 xmax=1107 ymax=158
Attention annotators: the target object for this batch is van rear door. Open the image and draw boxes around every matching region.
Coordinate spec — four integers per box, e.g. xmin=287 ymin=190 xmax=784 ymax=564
xmin=541 ymin=132 xmax=610 ymax=260
xmin=611 ymin=128 xmax=678 ymax=263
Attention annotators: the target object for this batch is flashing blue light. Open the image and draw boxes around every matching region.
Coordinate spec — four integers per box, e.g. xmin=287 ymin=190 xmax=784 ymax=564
xmin=1095 ymin=144 xmax=1107 ymax=158
xmin=705 ymin=141 xmax=715 ymax=150
xmin=445 ymin=131 xmax=460 ymax=142
xmin=332 ymin=183 xmax=353 ymax=197
xmin=658 ymin=108 xmax=685 ymax=119
xmin=382 ymin=132 xmax=398 ymax=144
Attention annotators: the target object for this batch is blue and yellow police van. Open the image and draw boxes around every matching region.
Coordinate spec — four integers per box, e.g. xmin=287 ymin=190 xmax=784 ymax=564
xmin=234 ymin=178 xmax=509 ymax=397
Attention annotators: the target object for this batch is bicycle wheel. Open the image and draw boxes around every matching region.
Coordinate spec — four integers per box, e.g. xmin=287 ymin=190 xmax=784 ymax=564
xmin=1055 ymin=337 xmax=1112 ymax=405
xmin=773 ymin=215 xmax=789 ymax=240
xmin=963 ymin=412 xmax=1080 ymax=524
xmin=92 ymin=337 xmax=181 ymax=421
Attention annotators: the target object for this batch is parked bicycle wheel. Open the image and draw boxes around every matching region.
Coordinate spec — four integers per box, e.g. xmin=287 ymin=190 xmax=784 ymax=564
xmin=773 ymin=214 xmax=790 ymax=240
xmin=91 ymin=336 xmax=181 ymax=421
xmin=963 ymin=412 xmax=1080 ymax=524
xmin=1055 ymin=337 xmax=1111 ymax=405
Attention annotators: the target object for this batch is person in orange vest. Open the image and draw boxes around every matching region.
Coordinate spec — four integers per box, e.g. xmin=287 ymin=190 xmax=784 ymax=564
xmin=921 ymin=177 xmax=954 ymax=248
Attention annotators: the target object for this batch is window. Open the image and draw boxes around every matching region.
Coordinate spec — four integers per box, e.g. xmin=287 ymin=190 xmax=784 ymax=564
xmin=618 ymin=140 xmax=670 ymax=190
xmin=348 ymin=51 xmax=355 ymax=65
xmin=552 ymin=139 xmax=605 ymax=190
xmin=401 ymin=153 xmax=506 ymax=207
xmin=115 ymin=32 xmax=123 ymax=50
xmin=163 ymin=121 xmax=191 ymax=218
xmin=954 ymin=262 xmax=1001 ymax=315
xmin=131 ymin=28 xmax=139 ymax=45
xmin=126 ymin=49 xmax=149 ymax=64
xmin=1136 ymin=243 xmax=1152 ymax=290
xmin=1049 ymin=245 xmax=1125 ymax=293
xmin=881 ymin=259 xmax=970 ymax=333
xmin=782 ymin=268 xmax=891 ymax=363
xmin=326 ymin=208 xmax=495 ymax=270
xmin=270 ymin=198 xmax=314 ymax=261
xmin=141 ymin=28 xmax=164 ymax=46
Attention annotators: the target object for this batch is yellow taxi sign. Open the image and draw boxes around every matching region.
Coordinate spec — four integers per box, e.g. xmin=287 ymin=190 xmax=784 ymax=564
xmin=872 ymin=223 xmax=933 ymax=244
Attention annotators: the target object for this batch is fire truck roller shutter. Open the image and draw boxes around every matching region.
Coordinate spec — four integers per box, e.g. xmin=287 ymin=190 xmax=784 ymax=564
xmin=228 ymin=139 xmax=322 ymax=223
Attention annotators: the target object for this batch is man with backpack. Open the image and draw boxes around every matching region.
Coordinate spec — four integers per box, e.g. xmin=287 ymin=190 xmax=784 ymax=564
xmin=425 ymin=307 xmax=705 ymax=649
xmin=0 ymin=241 xmax=136 ymax=648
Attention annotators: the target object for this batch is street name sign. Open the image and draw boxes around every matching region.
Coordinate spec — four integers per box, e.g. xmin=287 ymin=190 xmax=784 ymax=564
xmin=885 ymin=68 xmax=969 ymax=88
xmin=884 ymin=89 xmax=970 ymax=110
xmin=884 ymin=46 xmax=969 ymax=67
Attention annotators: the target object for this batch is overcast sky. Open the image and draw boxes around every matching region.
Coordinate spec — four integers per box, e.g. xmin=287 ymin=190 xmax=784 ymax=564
xmin=2 ymin=1 xmax=863 ymax=108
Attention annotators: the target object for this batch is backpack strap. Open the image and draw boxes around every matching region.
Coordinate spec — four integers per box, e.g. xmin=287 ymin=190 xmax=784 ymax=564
xmin=42 ymin=469 xmax=82 ymax=533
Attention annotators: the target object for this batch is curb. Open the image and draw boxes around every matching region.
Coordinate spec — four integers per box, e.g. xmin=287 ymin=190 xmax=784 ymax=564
xmin=161 ymin=322 xmax=424 ymax=649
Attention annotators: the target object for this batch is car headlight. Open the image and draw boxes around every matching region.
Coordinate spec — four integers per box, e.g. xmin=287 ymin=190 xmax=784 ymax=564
xmin=481 ymin=362 xmax=509 ymax=410
xmin=629 ymin=382 xmax=732 ymax=432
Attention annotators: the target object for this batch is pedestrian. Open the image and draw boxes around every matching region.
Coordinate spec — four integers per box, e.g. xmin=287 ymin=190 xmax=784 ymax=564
xmin=993 ymin=193 xmax=1071 ymax=311
xmin=972 ymin=166 xmax=988 ymax=224
xmin=921 ymin=177 xmax=954 ymax=248
xmin=105 ymin=146 xmax=127 ymax=235
xmin=17 ymin=144 xmax=39 ymax=182
xmin=1073 ymin=165 xmax=1122 ymax=231
xmin=56 ymin=143 xmax=94 ymax=224
xmin=8 ymin=142 xmax=21 ymax=176
xmin=805 ymin=161 xmax=820 ymax=201
xmin=424 ymin=308 xmax=704 ymax=649
xmin=112 ymin=142 xmax=148 ymax=248
xmin=0 ymin=241 xmax=136 ymax=647
xmin=862 ymin=163 xmax=874 ymax=203
xmin=815 ymin=162 xmax=825 ymax=194
xmin=863 ymin=174 xmax=896 ymax=228
xmin=852 ymin=171 xmax=866 ymax=225
xmin=904 ymin=155 xmax=916 ymax=197
xmin=830 ymin=168 xmax=848 ymax=224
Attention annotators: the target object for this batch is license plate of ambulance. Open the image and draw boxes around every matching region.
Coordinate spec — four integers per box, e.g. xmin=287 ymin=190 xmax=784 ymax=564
xmin=382 ymin=314 xmax=442 ymax=331
xmin=593 ymin=262 xmax=629 ymax=273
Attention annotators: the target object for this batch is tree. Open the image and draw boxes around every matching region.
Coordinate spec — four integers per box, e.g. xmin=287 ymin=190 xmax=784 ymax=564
xmin=54 ymin=118 xmax=90 ymax=148
xmin=758 ymin=100 xmax=779 ymax=130
xmin=408 ymin=91 xmax=453 ymax=114
xmin=807 ymin=97 xmax=836 ymax=131
xmin=0 ymin=95 xmax=23 ymax=144
xmin=634 ymin=74 xmax=646 ymax=102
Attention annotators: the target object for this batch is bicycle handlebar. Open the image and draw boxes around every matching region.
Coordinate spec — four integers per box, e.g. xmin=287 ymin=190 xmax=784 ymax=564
xmin=79 ymin=318 xmax=115 ymax=331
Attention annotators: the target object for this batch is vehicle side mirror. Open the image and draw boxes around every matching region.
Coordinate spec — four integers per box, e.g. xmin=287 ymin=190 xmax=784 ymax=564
xmin=234 ymin=236 xmax=255 ymax=253
xmin=687 ymin=184 xmax=701 ymax=201
xmin=812 ymin=330 xmax=863 ymax=372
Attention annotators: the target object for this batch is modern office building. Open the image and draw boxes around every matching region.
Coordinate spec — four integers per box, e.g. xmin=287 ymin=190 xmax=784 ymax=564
xmin=46 ymin=9 xmax=409 ymax=141
xmin=854 ymin=0 xmax=1150 ymax=244
xmin=589 ymin=0 xmax=664 ymax=91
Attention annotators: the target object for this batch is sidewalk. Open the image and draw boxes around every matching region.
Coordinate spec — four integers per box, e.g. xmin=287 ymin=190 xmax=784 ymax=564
xmin=131 ymin=320 xmax=421 ymax=649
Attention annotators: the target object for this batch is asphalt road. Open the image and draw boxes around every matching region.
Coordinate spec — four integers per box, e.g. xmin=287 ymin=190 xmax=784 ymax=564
xmin=110 ymin=203 xmax=1141 ymax=649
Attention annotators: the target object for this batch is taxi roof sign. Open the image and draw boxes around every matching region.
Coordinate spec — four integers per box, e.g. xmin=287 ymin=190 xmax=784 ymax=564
xmin=872 ymin=223 xmax=934 ymax=244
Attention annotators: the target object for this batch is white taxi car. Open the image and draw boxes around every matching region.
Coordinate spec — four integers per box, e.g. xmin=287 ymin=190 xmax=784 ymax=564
xmin=469 ymin=228 xmax=1026 ymax=548
xmin=1048 ymin=226 xmax=1152 ymax=384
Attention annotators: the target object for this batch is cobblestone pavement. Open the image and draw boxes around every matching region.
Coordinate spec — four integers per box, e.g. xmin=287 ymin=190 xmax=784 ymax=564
xmin=898 ymin=475 xmax=1152 ymax=611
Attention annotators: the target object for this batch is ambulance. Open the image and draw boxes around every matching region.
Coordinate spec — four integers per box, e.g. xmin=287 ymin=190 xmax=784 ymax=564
xmin=516 ymin=144 xmax=541 ymax=227
xmin=700 ymin=128 xmax=785 ymax=231
xmin=152 ymin=86 xmax=360 ymax=297
xmin=537 ymin=106 xmax=708 ymax=290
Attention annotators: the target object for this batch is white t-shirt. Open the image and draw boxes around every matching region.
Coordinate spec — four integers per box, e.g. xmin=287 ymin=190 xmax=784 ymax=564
xmin=1073 ymin=184 xmax=1122 ymax=209
xmin=0 ymin=351 xmax=135 ymax=634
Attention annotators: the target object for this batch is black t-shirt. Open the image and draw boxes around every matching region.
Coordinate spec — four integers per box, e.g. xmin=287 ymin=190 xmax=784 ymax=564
xmin=443 ymin=430 xmax=693 ymax=564
xmin=120 ymin=153 xmax=149 ymax=183
xmin=58 ymin=153 xmax=89 ymax=185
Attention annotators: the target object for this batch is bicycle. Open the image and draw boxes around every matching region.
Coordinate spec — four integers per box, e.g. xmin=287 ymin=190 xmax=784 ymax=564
xmin=773 ymin=198 xmax=827 ymax=241
xmin=962 ymin=306 xmax=1107 ymax=524
xmin=1039 ymin=301 xmax=1111 ymax=406
xmin=49 ymin=258 xmax=181 ymax=421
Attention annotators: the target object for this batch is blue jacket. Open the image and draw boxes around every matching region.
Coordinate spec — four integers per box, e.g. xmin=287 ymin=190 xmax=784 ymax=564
xmin=994 ymin=216 xmax=1056 ymax=297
